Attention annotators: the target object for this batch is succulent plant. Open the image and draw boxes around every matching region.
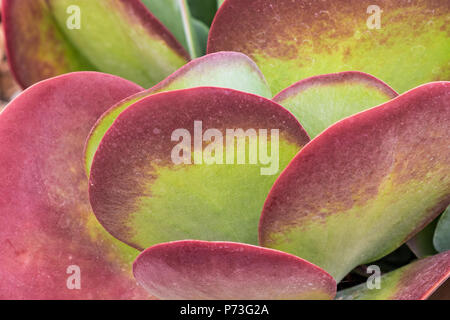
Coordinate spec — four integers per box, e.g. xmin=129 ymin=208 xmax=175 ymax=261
xmin=0 ymin=0 xmax=448 ymax=300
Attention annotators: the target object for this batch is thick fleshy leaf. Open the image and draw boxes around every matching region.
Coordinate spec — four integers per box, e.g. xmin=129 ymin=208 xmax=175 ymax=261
xmin=0 ymin=72 xmax=150 ymax=299
xmin=434 ymin=206 xmax=450 ymax=252
xmin=259 ymin=82 xmax=450 ymax=282
xmin=149 ymin=52 xmax=271 ymax=97
xmin=84 ymin=51 xmax=272 ymax=176
xmin=273 ymin=71 xmax=398 ymax=138
xmin=336 ymin=251 xmax=450 ymax=300
xmin=3 ymin=0 xmax=189 ymax=88
xmin=208 ymin=0 xmax=449 ymax=94
xmin=192 ymin=19 xmax=209 ymax=56
xmin=141 ymin=0 xmax=205 ymax=58
xmin=89 ymin=87 xmax=309 ymax=250
xmin=133 ymin=240 xmax=336 ymax=300
xmin=407 ymin=218 xmax=438 ymax=258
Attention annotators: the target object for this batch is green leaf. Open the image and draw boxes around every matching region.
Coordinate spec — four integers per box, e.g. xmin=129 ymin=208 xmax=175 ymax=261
xmin=192 ymin=19 xmax=209 ymax=56
xmin=273 ymin=71 xmax=398 ymax=138
xmin=434 ymin=206 xmax=450 ymax=252
xmin=134 ymin=240 xmax=336 ymax=300
xmin=89 ymin=87 xmax=309 ymax=250
xmin=188 ymin=0 xmax=218 ymax=26
xmin=336 ymin=251 xmax=450 ymax=300
xmin=259 ymin=82 xmax=450 ymax=282
xmin=407 ymin=217 xmax=439 ymax=258
xmin=142 ymin=0 xmax=207 ymax=58
xmin=140 ymin=0 xmax=186 ymax=49
xmin=3 ymin=0 xmax=189 ymax=88
xmin=208 ymin=0 xmax=450 ymax=94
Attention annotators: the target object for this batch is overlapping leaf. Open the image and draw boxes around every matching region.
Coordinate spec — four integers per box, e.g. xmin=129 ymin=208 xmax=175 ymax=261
xmin=260 ymin=82 xmax=450 ymax=281
xmin=84 ymin=51 xmax=272 ymax=176
xmin=407 ymin=218 xmax=438 ymax=258
xmin=434 ymin=206 xmax=450 ymax=252
xmin=336 ymin=251 xmax=450 ymax=300
xmin=188 ymin=0 xmax=217 ymax=26
xmin=141 ymin=0 xmax=208 ymax=58
xmin=134 ymin=240 xmax=336 ymax=300
xmin=208 ymin=0 xmax=449 ymax=94
xmin=273 ymin=71 xmax=398 ymax=138
xmin=89 ymin=87 xmax=309 ymax=250
xmin=0 ymin=0 xmax=448 ymax=301
xmin=0 ymin=72 xmax=150 ymax=299
xmin=3 ymin=0 xmax=189 ymax=88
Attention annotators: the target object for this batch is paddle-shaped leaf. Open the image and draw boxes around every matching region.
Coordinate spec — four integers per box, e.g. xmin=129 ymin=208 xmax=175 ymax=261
xmin=407 ymin=218 xmax=438 ymax=258
xmin=260 ymin=82 xmax=450 ymax=282
xmin=3 ymin=0 xmax=189 ymax=88
xmin=0 ymin=72 xmax=150 ymax=299
xmin=141 ymin=0 xmax=206 ymax=58
xmin=434 ymin=206 xmax=450 ymax=252
xmin=89 ymin=87 xmax=309 ymax=250
xmin=208 ymin=0 xmax=449 ymax=94
xmin=273 ymin=71 xmax=398 ymax=138
xmin=133 ymin=240 xmax=337 ymax=300
xmin=149 ymin=52 xmax=271 ymax=97
xmin=336 ymin=251 xmax=450 ymax=300
xmin=84 ymin=51 xmax=272 ymax=176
